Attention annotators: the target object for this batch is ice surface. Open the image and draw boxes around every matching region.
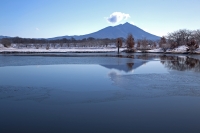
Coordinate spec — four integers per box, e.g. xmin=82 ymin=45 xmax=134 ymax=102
xmin=1 ymin=53 xmax=200 ymax=133
xmin=109 ymin=71 xmax=200 ymax=98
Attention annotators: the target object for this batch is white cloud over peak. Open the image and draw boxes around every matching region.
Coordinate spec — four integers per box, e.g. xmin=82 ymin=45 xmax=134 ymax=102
xmin=106 ymin=12 xmax=130 ymax=24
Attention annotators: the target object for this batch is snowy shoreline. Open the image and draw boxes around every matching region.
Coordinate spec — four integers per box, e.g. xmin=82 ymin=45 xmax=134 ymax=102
xmin=0 ymin=47 xmax=125 ymax=53
xmin=0 ymin=46 xmax=200 ymax=54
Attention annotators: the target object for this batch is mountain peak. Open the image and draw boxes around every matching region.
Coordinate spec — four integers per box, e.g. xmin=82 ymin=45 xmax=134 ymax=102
xmin=122 ymin=22 xmax=134 ymax=26
xmin=114 ymin=22 xmax=133 ymax=28
xmin=123 ymin=22 xmax=131 ymax=25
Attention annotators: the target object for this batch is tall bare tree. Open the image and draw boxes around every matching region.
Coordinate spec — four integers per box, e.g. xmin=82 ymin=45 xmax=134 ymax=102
xmin=141 ymin=38 xmax=148 ymax=50
xmin=159 ymin=36 xmax=170 ymax=52
xmin=126 ymin=34 xmax=135 ymax=51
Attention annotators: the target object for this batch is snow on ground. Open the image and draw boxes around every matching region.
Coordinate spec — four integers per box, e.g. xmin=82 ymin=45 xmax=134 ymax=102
xmin=170 ymin=45 xmax=200 ymax=54
xmin=0 ymin=47 xmax=126 ymax=53
xmin=147 ymin=45 xmax=200 ymax=54
xmin=0 ymin=44 xmax=200 ymax=54
xmin=195 ymin=48 xmax=200 ymax=54
xmin=171 ymin=45 xmax=188 ymax=53
xmin=147 ymin=46 xmax=188 ymax=53
xmin=0 ymin=44 xmax=4 ymax=48
xmin=148 ymin=48 xmax=163 ymax=53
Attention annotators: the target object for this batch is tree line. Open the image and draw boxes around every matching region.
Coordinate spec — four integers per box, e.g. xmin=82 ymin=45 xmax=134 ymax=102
xmin=159 ymin=29 xmax=200 ymax=52
xmin=0 ymin=35 xmax=158 ymax=50
xmin=1 ymin=29 xmax=200 ymax=53
xmin=0 ymin=37 xmax=117 ymax=48
xmin=123 ymin=29 xmax=200 ymax=53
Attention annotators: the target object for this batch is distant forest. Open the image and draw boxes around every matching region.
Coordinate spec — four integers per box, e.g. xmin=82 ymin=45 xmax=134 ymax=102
xmin=0 ymin=37 xmax=118 ymax=48
xmin=1 ymin=37 xmax=116 ymax=45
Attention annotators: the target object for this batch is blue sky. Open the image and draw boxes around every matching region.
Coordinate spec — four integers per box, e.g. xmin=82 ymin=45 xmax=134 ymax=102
xmin=0 ymin=0 xmax=200 ymax=38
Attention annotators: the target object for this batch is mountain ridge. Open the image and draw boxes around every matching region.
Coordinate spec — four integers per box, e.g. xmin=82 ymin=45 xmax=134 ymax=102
xmin=49 ymin=22 xmax=160 ymax=40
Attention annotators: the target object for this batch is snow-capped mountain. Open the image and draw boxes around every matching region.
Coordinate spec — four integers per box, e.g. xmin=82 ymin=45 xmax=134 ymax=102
xmin=50 ymin=22 xmax=160 ymax=40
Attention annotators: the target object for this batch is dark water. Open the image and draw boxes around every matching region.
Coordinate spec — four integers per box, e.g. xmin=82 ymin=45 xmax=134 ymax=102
xmin=1 ymin=53 xmax=200 ymax=133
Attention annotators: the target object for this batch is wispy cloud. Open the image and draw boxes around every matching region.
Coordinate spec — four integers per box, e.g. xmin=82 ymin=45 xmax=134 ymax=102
xmin=36 ymin=28 xmax=40 ymax=31
xmin=106 ymin=12 xmax=130 ymax=24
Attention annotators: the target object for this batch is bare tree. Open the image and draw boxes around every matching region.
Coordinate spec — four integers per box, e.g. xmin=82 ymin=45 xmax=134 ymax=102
xmin=1 ymin=38 xmax=11 ymax=48
xmin=159 ymin=36 xmax=170 ymax=53
xmin=166 ymin=29 xmax=193 ymax=47
xmin=137 ymin=38 xmax=150 ymax=52
xmin=126 ymin=34 xmax=135 ymax=52
xmin=167 ymin=40 xmax=177 ymax=49
xmin=60 ymin=42 xmax=64 ymax=48
xmin=102 ymin=38 xmax=110 ymax=47
xmin=186 ymin=39 xmax=199 ymax=53
xmin=137 ymin=40 xmax=141 ymax=49
xmin=46 ymin=44 xmax=50 ymax=50
xmin=152 ymin=42 xmax=157 ymax=49
xmin=52 ymin=43 xmax=56 ymax=48
xmin=140 ymin=38 xmax=148 ymax=50
xmin=193 ymin=30 xmax=200 ymax=45
xmin=35 ymin=44 xmax=39 ymax=49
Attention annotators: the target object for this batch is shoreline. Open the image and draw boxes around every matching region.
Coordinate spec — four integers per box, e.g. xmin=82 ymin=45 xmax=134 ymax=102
xmin=0 ymin=50 xmax=200 ymax=55
xmin=0 ymin=47 xmax=200 ymax=54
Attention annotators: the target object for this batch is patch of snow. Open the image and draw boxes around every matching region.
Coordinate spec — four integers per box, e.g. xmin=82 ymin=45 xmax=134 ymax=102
xmin=11 ymin=44 xmax=18 ymax=48
xmin=148 ymin=48 xmax=162 ymax=53
xmin=195 ymin=48 xmax=200 ymax=54
xmin=172 ymin=45 xmax=188 ymax=52
xmin=0 ymin=44 xmax=4 ymax=48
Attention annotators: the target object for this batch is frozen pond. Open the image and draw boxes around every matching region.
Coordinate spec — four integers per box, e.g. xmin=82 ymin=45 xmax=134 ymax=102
xmin=1 ymin=53 xmax=200 ymax=133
